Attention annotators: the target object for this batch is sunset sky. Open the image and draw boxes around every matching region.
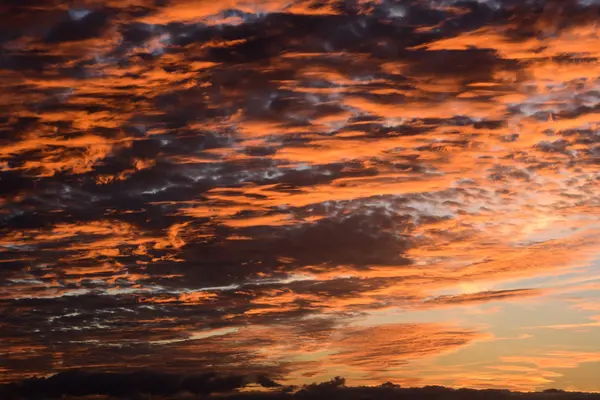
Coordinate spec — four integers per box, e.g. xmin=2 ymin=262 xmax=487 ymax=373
xmin=1 ymin=0 xmax=600 ymax=394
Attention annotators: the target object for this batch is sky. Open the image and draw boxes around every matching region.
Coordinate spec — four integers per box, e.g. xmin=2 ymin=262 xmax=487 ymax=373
xmin=1 ymin=0 xmax=600 ymax=394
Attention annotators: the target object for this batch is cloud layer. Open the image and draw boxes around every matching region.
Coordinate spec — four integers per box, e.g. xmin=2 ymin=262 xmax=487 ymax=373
xmin=2 ymin=0 xmax=600 ymax=392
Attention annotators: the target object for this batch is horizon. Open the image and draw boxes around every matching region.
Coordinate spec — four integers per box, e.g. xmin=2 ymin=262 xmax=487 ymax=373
xmin=3 ymin=371 xmax=600 ymax=398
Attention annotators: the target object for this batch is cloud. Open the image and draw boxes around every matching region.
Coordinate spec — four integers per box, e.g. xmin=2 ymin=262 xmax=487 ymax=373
xmin=501 ymin=351 xmax=600 ymax=370
xmin=424 ymin=289 xmax=544 ymax=306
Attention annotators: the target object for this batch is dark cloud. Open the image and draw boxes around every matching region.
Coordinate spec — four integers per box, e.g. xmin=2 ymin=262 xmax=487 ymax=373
xmin=45 ymin=10 xmax=112 ymax=43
